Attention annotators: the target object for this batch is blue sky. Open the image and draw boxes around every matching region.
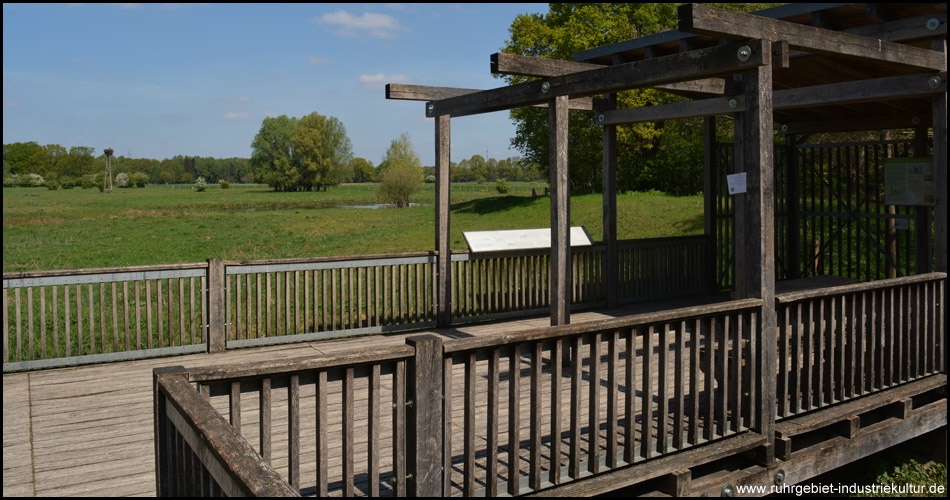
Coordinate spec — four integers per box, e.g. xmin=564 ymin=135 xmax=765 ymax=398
xmin=2 ymin=3 xmax=549 ymax=166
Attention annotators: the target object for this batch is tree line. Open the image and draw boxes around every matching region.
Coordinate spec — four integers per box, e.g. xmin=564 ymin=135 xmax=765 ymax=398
xmin=3 ymin=141 xmax=253 ymax=187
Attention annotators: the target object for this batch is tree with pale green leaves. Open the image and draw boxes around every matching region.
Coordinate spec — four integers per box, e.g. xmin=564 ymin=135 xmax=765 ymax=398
xmin=377 ymin=133 xmax=423 ymax=208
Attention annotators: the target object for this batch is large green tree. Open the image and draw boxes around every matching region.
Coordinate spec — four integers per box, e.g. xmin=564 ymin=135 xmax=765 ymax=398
xmin=249 ymin=111 xmax=353 ymax=192
xmin=250 ymin=115 xmax=299 ymax=191
xmin=500 ymin=3 xmax=766 ymax=195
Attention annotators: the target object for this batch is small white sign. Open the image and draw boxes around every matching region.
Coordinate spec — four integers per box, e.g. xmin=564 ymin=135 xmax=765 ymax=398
xmin=726 ymin=173 xmax=747 ymax=195
xmin=894 ymin=218 xmax=910 ymax=230
xmin=463 ymin=227 xmax=594 ymax=253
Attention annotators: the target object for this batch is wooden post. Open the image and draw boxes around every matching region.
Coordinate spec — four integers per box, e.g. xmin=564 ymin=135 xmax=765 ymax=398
xmin=207 ymin=258 xmax=225 ymax=353
xmin=933 ymin=38 xmax=947 ymax=372
xmin=406 ymin=335 xmax=444 ymax=496
xmin=703 ymin=116 xmax=718 ymax=291
xmin=550 ymin=94 xmax=571 ymax=325
xmin=736 ymin=64 xmax=776 ymax=464
xmin=787 ymin=133 xmax=802 ymax=279
xmin=602 ymin=94 xmax=619 ymax=307
xmin=435 ymin=115 xmax=452 ymax=328
xmin=914 ymin=127 xmax=932 ymax=275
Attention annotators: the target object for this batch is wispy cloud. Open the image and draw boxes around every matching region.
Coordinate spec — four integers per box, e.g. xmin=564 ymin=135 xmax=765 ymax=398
xmin=308 ymin=57 xmax=331 ymax=66
xmin=358 ymin=73 xmax=411 ymax=90
xmin=220 ymin=96 xmax=251 ymax=103
xmin=113 ymin=3 xmax=144 ymax=9
xmin=314 ymin=10 xmax=409 ymax=39
xmin=222 ymin=112 xmax=249 ymax=120
xmin=4 ymin=98 xmax=24 ymax=108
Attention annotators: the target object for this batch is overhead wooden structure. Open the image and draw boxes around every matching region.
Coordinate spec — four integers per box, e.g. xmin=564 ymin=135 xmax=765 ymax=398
xmin=387 ymin=1 xmax=946 ymax=329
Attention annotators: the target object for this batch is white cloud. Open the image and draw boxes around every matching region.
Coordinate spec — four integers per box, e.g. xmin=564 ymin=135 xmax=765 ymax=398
xmin=308 ymin=57 xmax=331 ymax=66
xmin=113 ymin=3 xmax=144 ymax=9
xmin=315 ymin=10 xmax=409 ymax=39
xmin=220 ymin=96 xmax=251 ymax=103
xmin=358 ymin=73 xmax=412 ymax=90
xmin=4 ymin=98 xmax=24 ymax=108
xmin=222 ymin=112 xmax=249 ymax=121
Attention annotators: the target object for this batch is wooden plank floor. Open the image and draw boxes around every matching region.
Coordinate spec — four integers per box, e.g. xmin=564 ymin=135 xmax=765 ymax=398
xmin=2 ymin=296 xmax=733 ymax=497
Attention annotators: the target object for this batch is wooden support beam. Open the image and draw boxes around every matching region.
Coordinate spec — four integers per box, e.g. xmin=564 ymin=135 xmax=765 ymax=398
xmin=915 ymin=127 xmax=932 ymax=275
xmin=385 ymin=83 xmax=593 ymax=110
xmin=775 ymin=434 xmax=792 ymax=461
xmin=491 ymin=52 xmax=738 ymax=96
xmin=735 ymin=64 xmax=776 ymax=462
xmin=602 ymin=93 xmax=618 ymax=308
xmin=890 ymin=398 xmax=914 ymax=419
xmin=549 ymin=95 xmax=571 ymax=326
xmin=602 ymin=96 xmax=743 ymax=125
xmin=427 ymin=39 xmax=770 ymax=118
xmin=603 ymin=72 xmax=946 ymax=126
xmin=836 ymin=415 xmax=862 ymax=438
xmin=782 ymin=114 xmax=932 ymax=134
xmin=786 ymin=133 xmax=802 ymax=279
xmin=933 ymin=38 xmax=948 ymax=279
xmin=703 ymin=116 xmax=718 ymax=292
xmin=435 ymin=115 xmax=451 ymax=328
xmin=660 ymin=470 xmax=692 ymax=497
xmin=679 ymin=3 xmax=946 ymax=72
xmin=405 ymin=335 xmax=444 ymax=496
xmin=773 ymin=72 xmax=947 ymax=110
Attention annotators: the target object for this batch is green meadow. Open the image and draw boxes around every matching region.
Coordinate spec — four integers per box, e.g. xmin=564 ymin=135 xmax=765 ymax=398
xmin=2 ymin=182 xmax=704 ymax=272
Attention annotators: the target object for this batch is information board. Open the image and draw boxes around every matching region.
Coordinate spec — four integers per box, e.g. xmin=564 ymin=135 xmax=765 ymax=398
xmin=463 ymin=227 xmax=594 ymax=253
xmin=884 ymin=158 xmax=934 ymax=206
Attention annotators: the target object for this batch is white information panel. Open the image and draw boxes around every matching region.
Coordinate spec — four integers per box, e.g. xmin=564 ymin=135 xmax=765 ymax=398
xmin=463 ymin=227 xmax=594 ymax=253
xmin=884 ymin=157 xmax=934 ymax=206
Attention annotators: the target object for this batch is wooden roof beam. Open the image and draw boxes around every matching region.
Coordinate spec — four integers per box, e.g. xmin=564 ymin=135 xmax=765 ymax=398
xmin=782 ymin=114 xmax=933 ymax=134
xmin=601 ymin=72 xmax=947 ymax=125
xmin=426 ymin=39 xmax=770 ymax=118
xmin=678 ymin=4 xmax=946 ymax=72
xmin=491 ymin=52 xmax=740 ymax=96
xmin=385 ymin=83 xmax=593 ymax=111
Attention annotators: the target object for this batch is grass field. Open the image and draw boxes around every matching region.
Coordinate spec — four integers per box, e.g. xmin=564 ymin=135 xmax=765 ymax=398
xmin=2 ymin=182 xmax=704 ymax=272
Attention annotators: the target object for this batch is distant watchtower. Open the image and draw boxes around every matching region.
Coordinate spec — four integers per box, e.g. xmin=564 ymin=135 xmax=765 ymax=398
xmin=103 ymin=148 xmax=114 ymax=193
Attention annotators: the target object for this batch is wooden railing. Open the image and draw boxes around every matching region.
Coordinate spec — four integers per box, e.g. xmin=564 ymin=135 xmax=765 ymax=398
xmin=775 ymin=273 xmax=946 ymax=419
xmin=154 ymin=366 xmax=299 ymax=497
xmin=154 ymin=298 xmax=763 ymax=497
xmin=222 ymin=253 xmax=437 ymax=348
xmin=440 ymin=298 xmax=761 ymax=496
xmin=450 ymin=236 xmax=711 ymax=322
xmin=6 ymin=236 xmax=708 ymax=371
xmin=3 ymin=264 xmax=208 ymax=371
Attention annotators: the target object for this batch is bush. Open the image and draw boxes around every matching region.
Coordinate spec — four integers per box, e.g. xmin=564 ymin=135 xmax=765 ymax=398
xmin=130 ymin=172 xmax=149 ymax=188
xmin=18 ymin=173 xmax=45 ymax=187
xmin=377 ymin=165 xmax=421 ymax=208
xmin=60 ymin=177 xmax=78 ymax=189
xmin=180 ymin=172 xmax=195 ymax=184
xmin=4 ymin=175 xmax=18 ymax=187
xmin=495 ymin=178 xmax=510 ymax=194
xmin=115 ymin=172 xmax=130 ymax=188
xmin=219 ymin=179 xmax=230 ymax=189
xmin=425 ymin=174 xmax=436 ymax=183
xmin=81 ymin=174 xmax=97 ymax=189
xmin=45 ymin=177 xmax=60 ymax=190
xmin=194 ymin=176 xmax=207 ymax=192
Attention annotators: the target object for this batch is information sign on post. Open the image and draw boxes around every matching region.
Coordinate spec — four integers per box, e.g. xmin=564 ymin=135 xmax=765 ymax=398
xmin=884 ymin=158 xmax=934 ymax=206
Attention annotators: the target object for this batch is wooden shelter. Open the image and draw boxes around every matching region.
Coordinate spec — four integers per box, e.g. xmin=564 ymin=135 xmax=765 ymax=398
xmin=148 ymin=2 xmax=947 ymax=496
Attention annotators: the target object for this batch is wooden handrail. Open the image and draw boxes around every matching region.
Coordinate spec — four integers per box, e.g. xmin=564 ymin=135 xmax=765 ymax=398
xmin=775 ymin=272 xmax=946 ymax=304
xmin=186 ymin=345 xmax=415 ymax=382
xmin=443 ymin=297 xmax=763 ymax=353
xmin=156 ymin=371 xmax=298 ymax=497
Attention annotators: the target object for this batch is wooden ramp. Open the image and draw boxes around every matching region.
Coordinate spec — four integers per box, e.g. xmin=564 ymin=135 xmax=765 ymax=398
xmin=3 ymin=299 xmax=716 ymax=497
